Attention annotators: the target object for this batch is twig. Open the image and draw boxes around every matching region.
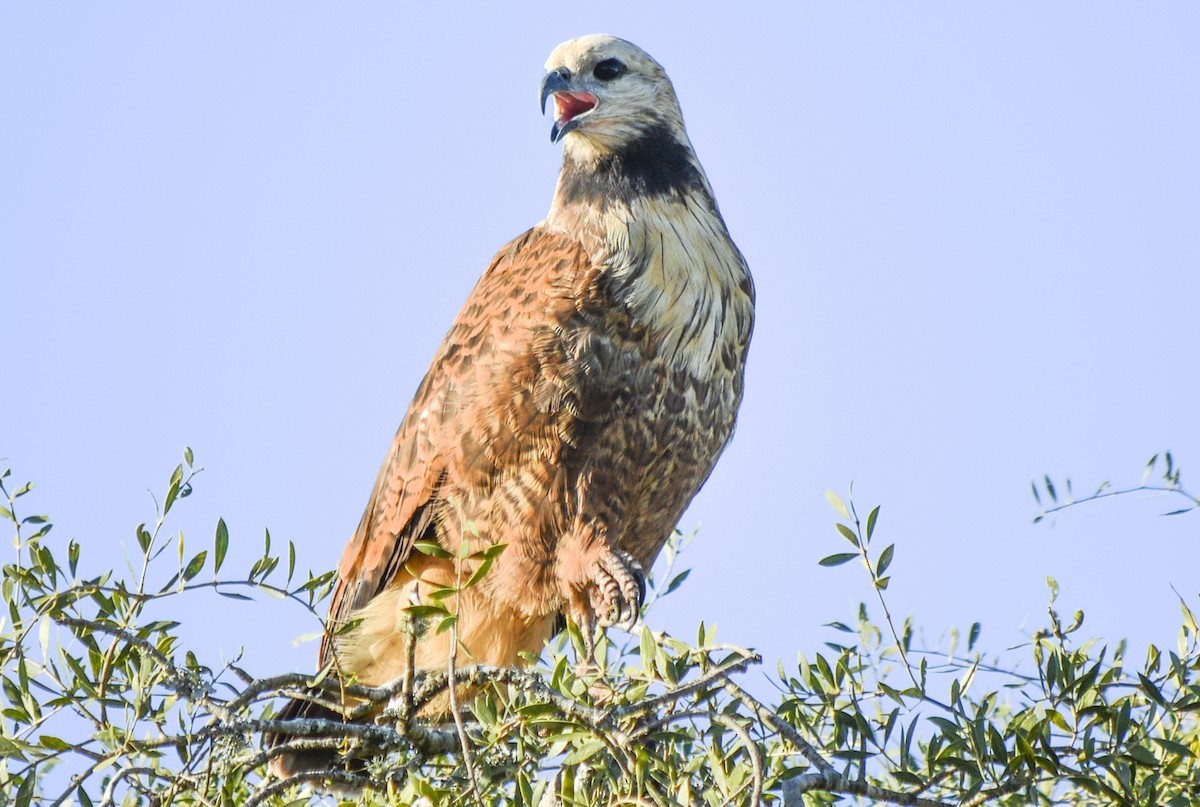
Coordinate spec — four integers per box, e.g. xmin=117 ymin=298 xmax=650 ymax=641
xmin=782 ymin=773 xmax=952 ymax=807
xmin=781 ymin=769 xmax=1030 ymax=807
xmin=97 ymin=765 xmax=171 ymax=807
xmin=712 ymin=714 xmax=764 ymax=807
xmin=617 ymin=643 xmax=760 ymax=723
xmin=721 ymin=678 xmax=837 ymax=778
xmin=1036 ymin=483 xmax=1198 ymax=520
xmin=447 ymin=597 xmax=484 ymax=806
xmin=402 ymin=607 xmax=417 ymax=722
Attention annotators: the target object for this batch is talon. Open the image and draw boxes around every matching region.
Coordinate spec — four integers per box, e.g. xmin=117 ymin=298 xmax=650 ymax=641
xmin=591 ymin=550 xmax=643 ymax=631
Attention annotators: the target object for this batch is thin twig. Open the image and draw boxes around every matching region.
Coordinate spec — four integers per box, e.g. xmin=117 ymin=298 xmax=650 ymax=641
xmin=446 ymin=550 xmax=485 ymax=807
xmin=619 ymin=645 xmax=760 ymax=723
xmin=712 ymin=714 xmax=764 ymax=807
xmin=1036 ymin=483 xmax=1198 ymax=520
xmin=721 ymin=678 xmax=837 ymax=778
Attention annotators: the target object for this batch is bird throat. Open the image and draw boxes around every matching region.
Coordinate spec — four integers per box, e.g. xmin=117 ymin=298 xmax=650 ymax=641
xmin=554 ymin=124 xmax=707 ymax=211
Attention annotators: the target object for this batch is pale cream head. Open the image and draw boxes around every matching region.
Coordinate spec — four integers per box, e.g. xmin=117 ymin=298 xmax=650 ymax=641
xmin=541 ymin=35 xmax=689 ymax=160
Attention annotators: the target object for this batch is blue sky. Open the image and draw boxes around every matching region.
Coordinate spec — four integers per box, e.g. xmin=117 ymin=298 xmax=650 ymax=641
xmin=4 ymin=3 xmax=1198 ymax=686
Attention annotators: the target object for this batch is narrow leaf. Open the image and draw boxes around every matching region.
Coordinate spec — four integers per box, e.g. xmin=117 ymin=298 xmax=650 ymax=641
xmin=825 ymin=489 xmax=851 ymax=520
xmin=876 ymin=544 xmax=895 ymax=576
xmin=865 ymin=505 xmax=880 ymax=540
xmin=183 ymin=551 xmax=207 ymax=582
xmin=968 ymin=622 xmax=981 ymax=651
xmin=466 ymin=555 xmax=496 ymax=588
xmin=213 ymin=518 xmax=229 ymax=574
xmin=1044 ymin=475 xmax=1057 ymax=502
xmin=404 ymin=604 xmax=449 ymax=619
xmin=413 ymin=541 xmax=452 ymax=559
xmin=217 ymin=591 xmax=252 ymax=601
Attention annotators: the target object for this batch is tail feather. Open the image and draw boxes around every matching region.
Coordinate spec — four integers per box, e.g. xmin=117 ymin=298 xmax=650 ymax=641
xmin=266 ymin=694 xmax=352 ymax=780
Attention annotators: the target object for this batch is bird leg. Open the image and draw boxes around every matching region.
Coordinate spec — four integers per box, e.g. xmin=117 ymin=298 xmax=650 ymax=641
xmin=557 ymin=520 xmax=646 ymax=641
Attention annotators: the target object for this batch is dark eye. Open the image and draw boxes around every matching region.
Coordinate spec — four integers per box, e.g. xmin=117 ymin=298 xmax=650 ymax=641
xmin=592 ymin=58 xmax=625 ymax=81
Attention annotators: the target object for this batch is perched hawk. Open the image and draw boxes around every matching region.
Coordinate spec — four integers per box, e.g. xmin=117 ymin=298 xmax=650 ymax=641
xmin=270 ymin=34 xmax=754 ymax=778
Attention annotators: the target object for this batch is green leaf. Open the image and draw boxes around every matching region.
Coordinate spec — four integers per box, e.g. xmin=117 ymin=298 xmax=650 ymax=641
xmin=136 ymin=523 xmax=153 ymax=554
xmin=1182 ymin=599 xmax=1199 ymax=635
xmin=39 ymin=735 xmax=72 ymax=751
xmin=928 ymin=716 xmax=960 ymax=737
xmin=968 ymin=622 xmax=981 ymax=651
xmin=818 ymin=553 xmax=858 ymax=567
xmin=182 ymin=551 xmax=207 ymax=582
xmin=1127 ymin=744 xmax=1158 ymax=765
xmin=1153 ymin=737 xmax=1194 ymax=759
xmin=184 ymin=446 xmax=194 ymax=468
xmin=825 ymin=489 xmax=851 ymax=520
xmin=413 ymin=541 xmax=452 ymax=559
xmin=663 ymin=569 xmax=691 ymax=596
xmin=14 ymin=772 xmax=34 ymax=807
xmin=836 ymin=523 xmax=859 ymax=547
xmin=405 ymin=604 xmax=449 ymax=619
xmin=876 ymin=544 xmax=895 ymax=576
xmin=39 ymin=616 xmax=51 ymax=660
xmin=1138 ymin=673 xmax=1166 ymax=705
xmin=218 ymin=591 xmax=252 ymax=601
xmin=865 ymin=505 xmax=880 ymax=540
xmin=164 ymin=474 xmax=182 ymax=515
xmin=465 ymin=554 xmax=497 ymax=588
xmin=477 ymin=542 xmax=508 ymax=561
xmin=213 ymin=518 xmax=229 ymax=574
xmin=1044 ymin=475 xmax=1057 ymax=502
xmin=640 ymin=626 xmax=656 ymax=671
xmin=563 ymin=739 xmax=607 ymax=766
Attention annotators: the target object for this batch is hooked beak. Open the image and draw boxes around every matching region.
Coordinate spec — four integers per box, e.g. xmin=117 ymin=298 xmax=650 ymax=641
xmin=540 ymin=68 xmax=597 ymax=144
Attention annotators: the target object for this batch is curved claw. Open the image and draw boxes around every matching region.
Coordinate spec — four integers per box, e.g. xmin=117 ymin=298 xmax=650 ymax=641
xmin=591 ymin=550 xmax=644 ymax=631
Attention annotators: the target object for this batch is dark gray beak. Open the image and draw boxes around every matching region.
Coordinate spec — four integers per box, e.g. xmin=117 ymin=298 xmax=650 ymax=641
xmin=540 ymin=68 xmax=571 ymax=115
xmin=540 ymin=68 xmax=578 ymax=144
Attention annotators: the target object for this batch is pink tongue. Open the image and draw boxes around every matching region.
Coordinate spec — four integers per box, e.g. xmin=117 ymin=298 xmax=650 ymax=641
xmin=556 ymin=92 xmax=596 ymax=123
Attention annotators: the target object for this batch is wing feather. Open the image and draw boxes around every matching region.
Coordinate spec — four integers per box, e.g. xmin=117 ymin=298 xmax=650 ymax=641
xmin=319 ymin=226 xmax=589 ymax=663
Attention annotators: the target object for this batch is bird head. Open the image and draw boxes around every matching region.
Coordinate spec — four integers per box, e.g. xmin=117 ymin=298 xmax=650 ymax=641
xmin=541 ymin=35 xmax=686 ymax=158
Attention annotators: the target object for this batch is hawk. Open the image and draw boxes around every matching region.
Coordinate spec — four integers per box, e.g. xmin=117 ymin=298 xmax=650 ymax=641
xmin=269 ymin=34 xmax=754 ymax=778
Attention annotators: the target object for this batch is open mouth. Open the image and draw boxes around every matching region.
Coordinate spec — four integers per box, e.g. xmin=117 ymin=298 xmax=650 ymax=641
xmin=552 ymin=91 xmax=597 ymax=128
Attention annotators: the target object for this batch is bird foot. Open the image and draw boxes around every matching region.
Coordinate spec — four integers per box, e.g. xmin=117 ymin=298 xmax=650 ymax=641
xmin=559 ymin=524 xmax=646 ymax=648
xmin=588 ymin=548 xmax=645 ymax=631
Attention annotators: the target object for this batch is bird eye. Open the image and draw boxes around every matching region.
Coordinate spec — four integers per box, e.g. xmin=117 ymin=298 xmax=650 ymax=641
xmin=592 ymin=58 xmax=625 ymax=81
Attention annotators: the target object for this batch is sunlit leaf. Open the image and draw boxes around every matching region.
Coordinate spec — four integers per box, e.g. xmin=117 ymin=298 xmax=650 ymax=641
xmin=414 ymin=541 xmax=452 ymax=559
xmin=825 ymin=489 xmax=851 ymax=520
